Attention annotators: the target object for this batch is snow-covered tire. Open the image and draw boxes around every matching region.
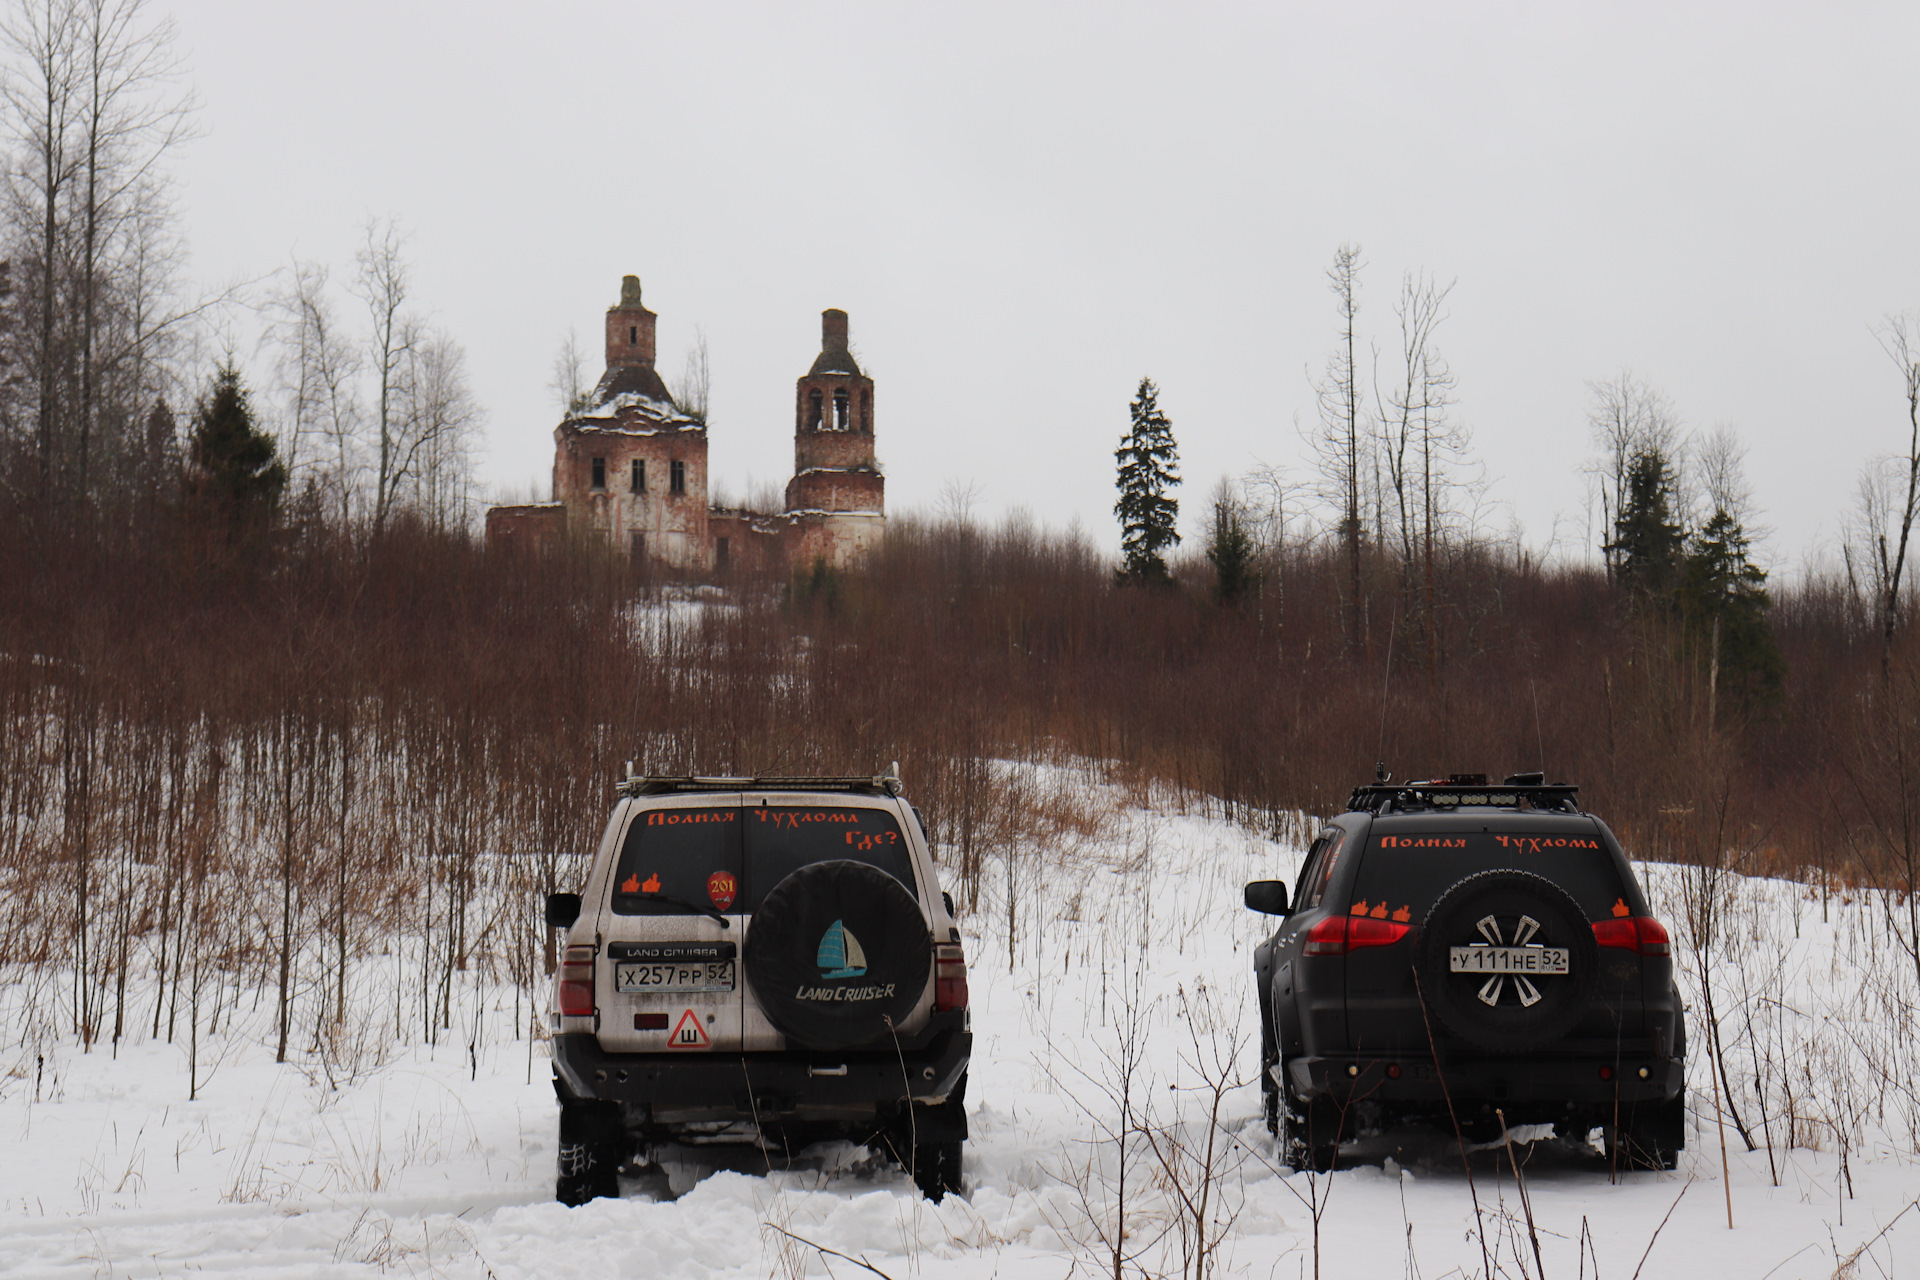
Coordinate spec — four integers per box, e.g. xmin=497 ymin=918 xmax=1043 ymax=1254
xmin=1608 ymin=1091 xmax=1684 ymax=1171
xmin=556 ymin=1099 xmax=624 ymax=1205
xmin=911 ymin=1140 xmax=963 ymax=1201
xmin=1281 ymin=1066 xmax=1342 ymax=1173
xmin=1259 ymin=1032 xmax=1281 ymax=1136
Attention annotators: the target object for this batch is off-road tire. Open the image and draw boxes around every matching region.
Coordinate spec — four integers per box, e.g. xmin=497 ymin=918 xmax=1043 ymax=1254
xmin=1260 ymin=1032 xmax=1281 ymax=1136
xmin=911 ymin=1140 xmax=963 ymax=1201
xmin=1607 ymin=1091 xmax=1684 ymax=1172
xmin=1413 ymin=869 xmax=1600 ymax=1053
xmin=1280 ymin=1065 xmax=1342 ymax=1174
xmin=556 ymin=1098 xmax=625 ymax=1205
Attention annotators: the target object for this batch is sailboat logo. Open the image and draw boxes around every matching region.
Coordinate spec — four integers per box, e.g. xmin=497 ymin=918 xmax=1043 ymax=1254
xmin=816 ymin=919 xmax=869 ymax=980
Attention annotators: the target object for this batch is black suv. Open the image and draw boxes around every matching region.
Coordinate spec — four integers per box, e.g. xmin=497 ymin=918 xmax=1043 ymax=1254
xmin=544 ymin=771 xmax=971 ymax=1204
xmin=1245 ymin=774 xmax=1684 ymax=1172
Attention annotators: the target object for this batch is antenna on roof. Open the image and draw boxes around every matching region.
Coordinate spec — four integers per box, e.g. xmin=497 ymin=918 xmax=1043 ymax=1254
xmin=1375 ymin=761 xmax=1392 ymax=784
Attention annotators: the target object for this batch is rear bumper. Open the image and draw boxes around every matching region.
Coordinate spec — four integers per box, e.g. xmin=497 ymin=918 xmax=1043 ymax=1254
xmin=552 ymin=1012 xmax=971 ymax=1120
xmin=1289 ymin=1048 xmax=1683 ymax=1108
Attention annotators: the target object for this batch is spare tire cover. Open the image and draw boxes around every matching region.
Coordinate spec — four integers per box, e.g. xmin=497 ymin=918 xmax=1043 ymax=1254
xmin=745 ymin=859 xmax=932 ymax=1050
xmin=1413 ymin=869 xmax=1599 ymax=1053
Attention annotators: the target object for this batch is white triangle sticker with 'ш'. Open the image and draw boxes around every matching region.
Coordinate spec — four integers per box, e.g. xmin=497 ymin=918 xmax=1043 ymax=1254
xmin=667 ymin=1009 xmax=711 ymax=1050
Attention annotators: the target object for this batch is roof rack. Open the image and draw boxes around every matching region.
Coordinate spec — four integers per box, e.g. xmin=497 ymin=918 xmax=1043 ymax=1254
xmin=617 ymin=761 xmax=905 ymax=800
xmin=1345 ymin=772 xmax=1580 ymax=816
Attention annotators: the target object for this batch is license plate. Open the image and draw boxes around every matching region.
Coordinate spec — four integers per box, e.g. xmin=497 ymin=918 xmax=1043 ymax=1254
xmin=1449 ymin=946 xmax=1569 ymax=975
xmin=615 ymin=960 xmax=736 ymax=993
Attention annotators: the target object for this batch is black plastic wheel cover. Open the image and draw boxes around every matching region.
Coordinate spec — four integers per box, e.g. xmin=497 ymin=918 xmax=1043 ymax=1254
xmin=745 ymin=859 xmax=932 ymax=1050
xmin=1413 ymin=869 xmax=1599 ymax=1053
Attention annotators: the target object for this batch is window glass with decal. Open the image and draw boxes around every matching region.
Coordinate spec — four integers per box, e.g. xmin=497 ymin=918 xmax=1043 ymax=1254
xmin=610 ymin=807 xmax=743 ymax=916
xmin=1350 ymin=831 xmax=1627 ymax=923
xmin=745 ymin=807 xmax=915 ymax=911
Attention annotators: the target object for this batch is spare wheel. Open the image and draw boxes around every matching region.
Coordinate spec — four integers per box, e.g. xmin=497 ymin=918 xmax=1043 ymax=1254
xmin=1413 ymin=869 xmax=1599 ymax=1053
xmin=745 ymin=859 xmax=932 ymax=1051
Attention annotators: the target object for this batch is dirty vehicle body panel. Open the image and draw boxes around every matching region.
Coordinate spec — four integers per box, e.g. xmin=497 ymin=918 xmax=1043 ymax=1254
xmin=550 ymin=774 xmax=971 ymax=1200
xmin=1249 ymin=778 xmax=1685 ymax=1167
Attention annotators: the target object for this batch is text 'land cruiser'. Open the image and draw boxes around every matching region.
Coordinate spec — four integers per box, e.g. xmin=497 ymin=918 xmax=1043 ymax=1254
xmin=545 ymin=769 xmax=971 ymax=1204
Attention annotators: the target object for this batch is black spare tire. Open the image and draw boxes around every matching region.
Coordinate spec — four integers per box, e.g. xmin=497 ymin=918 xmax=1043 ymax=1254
xmin=745 ymin=859 xmax=932 ymax=1050
xmin=1413 ymin=869 xmax=1599 ymax=1053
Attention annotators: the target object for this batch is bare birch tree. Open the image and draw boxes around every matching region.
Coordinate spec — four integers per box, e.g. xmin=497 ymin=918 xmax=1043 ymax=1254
xmin=1866 ymin=314 xmax=1920 ymax=670
xmin=1376 ymin=272 xmax=1460 ymax=572
xmin=548 ymin=326 xmax=588 ymax=416
xmin=1 ymin=0 xmax=194 ymax=503
xmin=671 ymin=324 xmax=708 ymax=422
xmin=3 ymin=0 xmax=83 ymax=495
xmin=1311 ymin=243 xmax=1365 ymax=652
xmin=395 ymin=323 xmax=481 ymax=531
xmin=351 ymin=217 xmax=415 ymax=532
xmin=72 ymin=0 xmax=194 ymax=489
xmin=265 ymin=260 xmax=361 ymax=525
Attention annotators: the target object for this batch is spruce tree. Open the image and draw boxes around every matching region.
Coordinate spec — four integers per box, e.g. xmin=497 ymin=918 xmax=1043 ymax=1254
xmin=186 ymin=365 xmax=288 ymax=532
xmin=1114 ymin=377 xmax=1181 ymax=583
xmin=1605 ymin=448 xmax=1683 ymax=600
xmin=1206 ymin=489 xmax=1257 ymax=604
xmin=1682 ymin=507 xmax=1785 ymax=706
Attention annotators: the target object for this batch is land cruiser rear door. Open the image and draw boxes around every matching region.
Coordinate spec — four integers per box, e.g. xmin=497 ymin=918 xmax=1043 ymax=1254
xmin=738 ymin=794 xmax=930 ymax=1050
xmin=594 ymin=797 xmax=745 ymax=1054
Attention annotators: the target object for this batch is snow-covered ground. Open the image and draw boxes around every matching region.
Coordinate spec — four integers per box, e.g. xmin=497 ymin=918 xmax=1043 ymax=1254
xmin=2 ymin=766 xmax=1916 ymax=1278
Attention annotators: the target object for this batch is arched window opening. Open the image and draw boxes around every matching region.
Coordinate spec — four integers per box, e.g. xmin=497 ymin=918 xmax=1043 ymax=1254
xmin=670 ymin=459 xmax=687 ymax=495
xmin=808 ymin=388 xmax=823 ymax=429
xmin=629 ymin=325 xmax=638 ymax=345
xmin=860 ymin=390 xmax=871 ymax=433
xmin=833 ymin=389 xmax=850 ymax=430
xmin=590 ymin=457 xmax=607 ymax=491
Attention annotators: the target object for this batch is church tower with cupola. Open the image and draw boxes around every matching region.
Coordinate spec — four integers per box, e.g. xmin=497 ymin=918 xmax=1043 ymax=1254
xmin=486 ymin=283 xmax=885 ymax=573
xmin=784 ymin=309 xmax=885 ymax=565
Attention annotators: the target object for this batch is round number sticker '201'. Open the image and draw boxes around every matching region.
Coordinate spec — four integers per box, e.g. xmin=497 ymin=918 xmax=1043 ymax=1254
xmin=707 ymin=870 xmax=738 ymax=911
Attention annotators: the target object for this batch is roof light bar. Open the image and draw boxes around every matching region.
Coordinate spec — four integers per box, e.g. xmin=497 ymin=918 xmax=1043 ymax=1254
xmin=1344 ymin=779 xmax=1581 ymax=815
xmin=617 ymin=767 xmax=905 ymax=798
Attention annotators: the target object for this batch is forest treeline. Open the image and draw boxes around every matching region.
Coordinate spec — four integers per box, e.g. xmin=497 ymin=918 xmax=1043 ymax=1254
xmin=5 ymin=487 xmax=1920 ymax=1055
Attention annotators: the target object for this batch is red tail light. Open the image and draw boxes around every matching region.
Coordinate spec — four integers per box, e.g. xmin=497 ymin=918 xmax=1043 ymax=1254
xmin=934 ymin=941 xmax=969 ymax=1011
xmin=1592 ymin=916 xmax=1671 ymax=956
xmin=1304 ymin=915 xmax=1410 ymax=956
xmin=557 ymin=943 xmax=596 ymax=1017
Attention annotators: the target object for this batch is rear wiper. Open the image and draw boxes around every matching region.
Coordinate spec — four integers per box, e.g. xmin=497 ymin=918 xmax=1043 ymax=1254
xmin=620 ymin=890 xmax=731 ymax=928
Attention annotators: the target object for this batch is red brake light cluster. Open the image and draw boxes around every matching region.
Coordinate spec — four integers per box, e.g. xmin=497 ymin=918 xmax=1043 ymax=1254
xmin=1591 ymin=916 xmax=1671 ymax=956
xmin=1304 ymin=915 xmax=1411 ymax=956
xmin=934 ymin=941 xmax=969 ymax=1011
xmin=557 ymin=944 xmax=596 ymax=1017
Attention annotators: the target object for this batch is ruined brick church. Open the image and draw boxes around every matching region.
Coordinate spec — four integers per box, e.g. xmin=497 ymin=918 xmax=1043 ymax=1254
xmin=485 ymin=276 xmax=884 ymax=572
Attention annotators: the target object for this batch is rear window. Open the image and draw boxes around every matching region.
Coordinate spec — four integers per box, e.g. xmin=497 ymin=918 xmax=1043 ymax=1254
xmin=1349 ymin=830 xmax=1628 ymax=923
xmin=746 ymin=806 xmax=915 ymax=911
xmin=1296 ymin=829 xmax=1348 ymax=910
xmin=611 ymin=807 xmax=742 ymax=917
xmin=611 ymin=803 xmax=915 ymax=915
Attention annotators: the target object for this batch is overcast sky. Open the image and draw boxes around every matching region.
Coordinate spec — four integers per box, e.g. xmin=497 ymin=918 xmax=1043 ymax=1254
xmin=165 ymin=1 xmax=1920 ymax=571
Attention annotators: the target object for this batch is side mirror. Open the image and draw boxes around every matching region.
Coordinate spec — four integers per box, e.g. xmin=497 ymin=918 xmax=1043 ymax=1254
xmin=545 ymin=892 xmax=581 ymax=929
xmin=942 ymin=890 xmax=956 ymax=918
xmin=1244 ymin=880 xmax=1290 ymax=916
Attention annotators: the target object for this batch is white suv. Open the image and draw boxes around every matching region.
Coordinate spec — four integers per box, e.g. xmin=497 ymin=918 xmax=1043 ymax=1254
xmin=544 ymin=770 xmax=972 ymax=1203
